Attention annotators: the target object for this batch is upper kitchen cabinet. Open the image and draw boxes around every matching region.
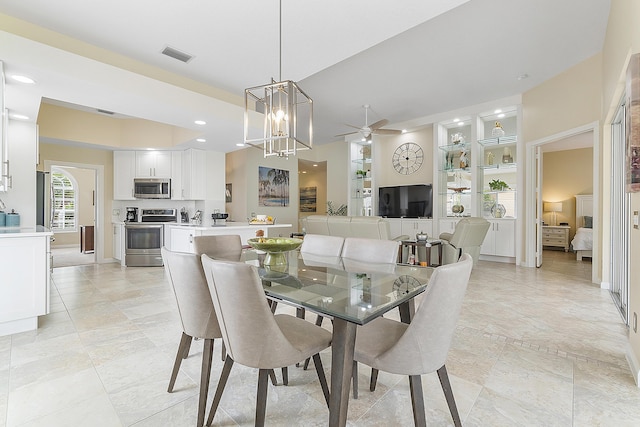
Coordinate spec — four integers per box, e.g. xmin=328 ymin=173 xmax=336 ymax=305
xmin=180 ymin=148 xmax=206 ymax=200
xmin=0 ymin=62 xmax=8 ymax=193
xmin=435 ymin=117 xmax=474 ymax=220
xmin=113 ymin=151 xmax=136 ymax=200
xmin=135 ymin=151 xmax=172 ymax=178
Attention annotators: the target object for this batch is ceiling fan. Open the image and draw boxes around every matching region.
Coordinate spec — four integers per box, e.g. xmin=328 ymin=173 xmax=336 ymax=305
xmin=335 ymin=105 xmax=402 ymax=139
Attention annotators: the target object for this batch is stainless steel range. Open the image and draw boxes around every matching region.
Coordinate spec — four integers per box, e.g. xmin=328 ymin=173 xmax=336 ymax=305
xmin=125 ymin=208 xmax=177 ymax=267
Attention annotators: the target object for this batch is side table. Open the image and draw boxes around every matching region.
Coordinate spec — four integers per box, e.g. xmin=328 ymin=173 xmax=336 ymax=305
xmin=398 ymin=239 xmax=442 ymax=267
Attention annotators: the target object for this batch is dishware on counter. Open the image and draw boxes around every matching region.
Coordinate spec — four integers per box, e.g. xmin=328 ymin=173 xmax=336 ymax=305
xmin=5 ymin=209 xmax=20 ymax=227
xmin=125 ymin=207 xmax=138 ymax=222
xmin=191 ymin=210 xmax=203 ymax=225
xmin=211 ymin=212 xmax=229 ymax=226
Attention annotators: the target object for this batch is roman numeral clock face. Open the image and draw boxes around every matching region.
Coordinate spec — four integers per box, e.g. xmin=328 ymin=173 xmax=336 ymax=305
xmin=392 ymin=142 xmax=424 ymax=175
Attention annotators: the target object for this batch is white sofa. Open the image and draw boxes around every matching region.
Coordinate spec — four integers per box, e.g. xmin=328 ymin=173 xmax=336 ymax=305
xmin=300 ymin=215 xmax=403 ymax=240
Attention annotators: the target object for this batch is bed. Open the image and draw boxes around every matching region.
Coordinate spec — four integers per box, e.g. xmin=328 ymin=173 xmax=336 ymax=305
xmin=571 ymin=194 xmax=593 ymax=260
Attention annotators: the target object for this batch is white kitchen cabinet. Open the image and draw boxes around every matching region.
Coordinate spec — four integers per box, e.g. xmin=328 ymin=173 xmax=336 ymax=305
xmin=480 ymin=218 xmax=515 ymax=257
xmin=136 ymin=151 xmax=172 ymax=178
xmin=113 ymin=151 xmax=136 ymax=200
xmin=181 ymin=149 xmax=206 ymax=200
xmin=386 ymin=218 xmax=402 ymax=240
xmin=438 ymin=218 xmax=460 ymax=235
xmin=113 ymin=223 xmax=123 ymax=261
xmin=170 ymin=226 xmax=197 ymax=253
xmin=400 ymin=218 xmax=433 ymax=239
xmin=0 ymin=230 xmax=52 ymax=336
xmin=170 ymin=151 xmax=183 ymax=200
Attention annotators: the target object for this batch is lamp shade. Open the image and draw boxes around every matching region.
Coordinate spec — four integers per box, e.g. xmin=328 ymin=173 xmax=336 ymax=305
xmin=543 ymin=202 xmax=562 ymax=212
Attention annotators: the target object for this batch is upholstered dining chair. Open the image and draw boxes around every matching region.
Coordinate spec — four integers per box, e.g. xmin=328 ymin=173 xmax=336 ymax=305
xmin=352 ymin=254 xmax=473 ymax=427
xmin=438 ymin=217 xmax=490 ymax=265
xmin=193 ymin=234 xmax=243 ymax=261
xmin=300 ymin=233 xmax=345 ymax=257
xmin=201 ymin=255 xmax=332 ymax=427
xmin=340 ymin=237 xmax=399 ymax=264
xmin=161 ymin=247 xmax=222 ymax=427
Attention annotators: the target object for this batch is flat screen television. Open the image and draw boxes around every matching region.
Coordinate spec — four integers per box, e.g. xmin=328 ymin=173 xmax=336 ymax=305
xmin=378 ymin=184 xmax=433 ymax=218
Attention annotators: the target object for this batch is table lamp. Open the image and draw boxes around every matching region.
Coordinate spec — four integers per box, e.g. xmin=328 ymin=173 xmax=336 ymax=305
xmin=543 ymin=202 xmax=562 ymax=226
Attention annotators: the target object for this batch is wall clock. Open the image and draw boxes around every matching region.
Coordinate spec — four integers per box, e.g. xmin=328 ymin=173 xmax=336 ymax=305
xmin=393 ymin=275 xmax=422 ymax=297
xmin=392 ymin=142 xmax=424 ymax=175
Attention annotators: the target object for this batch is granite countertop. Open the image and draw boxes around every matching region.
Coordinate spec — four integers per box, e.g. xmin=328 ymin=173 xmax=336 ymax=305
xmin=166 ymin=222 xmax=292 ymax=230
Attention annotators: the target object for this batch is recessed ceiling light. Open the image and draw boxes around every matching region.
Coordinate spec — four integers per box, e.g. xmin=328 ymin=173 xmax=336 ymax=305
xmin=196 ymin=138 xmax=206 ymax=143
xmin=498 ymin=113 xmax=505 ymax=118
xmin=401 ymin=129 xmax=407 ymax=134
xmin=236 ymin=143 xmax=245 ymax=147
xmin=453 ymin=118 xmax=460 ymax=122
xmin=10 ymin=75 xmax=36 ymax=84
xmin=301 ymin=171 xmax=307 ymax=174
xmin=494 ymin=109 xmax=502 ymax=114
xmin=313 ymin=164 xmax=318 ymax=167
xmin=194 ymin=120 xmax=206 ymax=125
xmin=10 ymin=113 xmax=29 ymax=120
xmin=458 ymin=121 xmax=464 ymax=126
xmin=517 ymin=73 xmax=529 ymax=80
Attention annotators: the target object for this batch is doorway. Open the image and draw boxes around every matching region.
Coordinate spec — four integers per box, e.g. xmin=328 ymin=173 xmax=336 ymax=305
xmin=525 ymin=122 xmax=600 ymax=284
xmin=298 ymin=159 xmax=327 ymax=231
xmin=44 ymin=160 xmax=105 ymax=267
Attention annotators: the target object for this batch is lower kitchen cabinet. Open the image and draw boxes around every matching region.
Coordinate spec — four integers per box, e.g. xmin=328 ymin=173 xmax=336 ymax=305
xmin=387 ymin=218 xmax=433 ymax=240
xmin=0 ymin=230 xmax=52 ymax=336
xmin=113 ymin=223 xmax=124 ymax=261
xmin=480 ymin=218 xmax=515 ymax=258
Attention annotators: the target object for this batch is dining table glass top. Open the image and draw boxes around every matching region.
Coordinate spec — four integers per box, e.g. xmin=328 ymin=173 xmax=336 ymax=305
xmin=242 ymin=250 xmax=434 ymax=325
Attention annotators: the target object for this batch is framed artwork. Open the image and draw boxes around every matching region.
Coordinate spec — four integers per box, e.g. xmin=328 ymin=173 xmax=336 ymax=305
xmin=300 ymin=186 xmax=317 ymax=212
xmin=225 ymin=183 xmax=232 ymax=202
xmin=258 ymin=166 xmax=289 ymax=206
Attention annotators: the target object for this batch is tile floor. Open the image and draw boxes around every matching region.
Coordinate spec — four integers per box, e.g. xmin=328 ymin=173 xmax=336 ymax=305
xmin=1 ymin=251 xmax=639 ymax=426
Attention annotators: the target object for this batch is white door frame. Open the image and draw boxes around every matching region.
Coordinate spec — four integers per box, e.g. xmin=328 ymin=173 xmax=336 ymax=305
xmin=45 ymin=160 xmax=106 ymax=264
xmin=525 ymin=121 xmax=600 ymax=284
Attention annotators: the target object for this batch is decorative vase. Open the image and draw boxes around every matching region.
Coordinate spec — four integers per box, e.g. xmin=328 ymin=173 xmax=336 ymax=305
xmin=487 ymin=152 xmax=494 ymax=165
xmin=492 ymin=122 xmax=505 ymax=137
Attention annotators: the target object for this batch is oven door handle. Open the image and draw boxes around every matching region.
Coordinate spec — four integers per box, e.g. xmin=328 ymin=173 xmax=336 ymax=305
xmin=125 ymin=224 xmax=164 ymax=230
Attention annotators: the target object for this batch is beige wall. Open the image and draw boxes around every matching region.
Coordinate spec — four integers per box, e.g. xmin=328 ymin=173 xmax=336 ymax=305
xmin=38 ymin=103 xmax=200 ymax=149
xmin=542 ymin=148 xmax=593 ymax=240
xmin=601 ymin=0 xmax=640 ymax=381
xmin=38 ymin=143 xmax=114 ymax=259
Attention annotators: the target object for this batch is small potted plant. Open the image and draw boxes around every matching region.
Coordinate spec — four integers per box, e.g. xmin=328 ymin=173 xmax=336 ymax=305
xmin=356 ymin=169 xmax=367 ymax=178
xmin=488 ymin=179 xmax=510 ymax=191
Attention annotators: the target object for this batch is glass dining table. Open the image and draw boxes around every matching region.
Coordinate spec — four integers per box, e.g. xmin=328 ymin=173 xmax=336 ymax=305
xmin=242 ymin=250 xmax=435 ymax=427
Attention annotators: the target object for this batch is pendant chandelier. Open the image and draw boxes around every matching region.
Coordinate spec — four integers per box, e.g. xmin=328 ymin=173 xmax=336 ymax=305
xmin=244 ymin=0 xmax=313 ymax=158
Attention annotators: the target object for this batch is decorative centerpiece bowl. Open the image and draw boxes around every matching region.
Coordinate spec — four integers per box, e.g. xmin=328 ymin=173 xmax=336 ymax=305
xmin=247 ymin=237 xmax=303 ymax=266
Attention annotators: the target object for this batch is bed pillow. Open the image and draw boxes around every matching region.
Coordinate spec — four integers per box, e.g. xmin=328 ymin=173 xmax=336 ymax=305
xmin=584 ymin=216 xmax=593 ymax=228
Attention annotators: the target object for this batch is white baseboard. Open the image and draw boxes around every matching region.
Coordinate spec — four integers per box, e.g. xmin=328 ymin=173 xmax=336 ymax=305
xmin=626 ymin=344 xmax=640 ymax=387
xmin=600 ymin=281 xmax=611 ymax=290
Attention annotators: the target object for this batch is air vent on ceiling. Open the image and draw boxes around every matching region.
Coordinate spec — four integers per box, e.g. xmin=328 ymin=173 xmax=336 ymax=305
xmin=161 ymin=46 xmax=194 ymax=63
xmin=97 ymin=108 xmax=115 ymax=115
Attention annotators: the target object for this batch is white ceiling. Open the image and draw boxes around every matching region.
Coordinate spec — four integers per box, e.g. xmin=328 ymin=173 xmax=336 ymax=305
xmin=0 ymin=0 xmax=610 ymax=152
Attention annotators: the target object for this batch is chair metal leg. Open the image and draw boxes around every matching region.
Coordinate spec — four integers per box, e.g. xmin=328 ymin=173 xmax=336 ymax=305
xmin=303 ymin=315 xmax=324 ymax=370
xmin=197 ymin=339 xmax=214 ymax=427
xmin=270 ymin=300 xmax=278 ymax=314
xmin=168 ymin=332 xmax=192 ymax=392
xmin=206 ymin=356 xmax=234 ymax=426
xmin=351 ymin=360 xmax=358 ymax=399
xmin=269 ymin=369 xmax=278 ymax=386
xmin=312 ymin=353 xmax=330 ymax=407
xmin=437 ymin=365 xmax=462 ymax=427
xmin=182 ymin=334 xmax=193 ymax=359
xmin=408 ymin=375 xmax=426 ymax=427
xmin=221 ymin=341 xmax=226 ymax=361
xmin=256 ymin=369 xmax=270 ymax=427
xmin=369 ymin=368 xmax=379 ymax=392
xmin=282 ymin=367 xmax=288 ymax=385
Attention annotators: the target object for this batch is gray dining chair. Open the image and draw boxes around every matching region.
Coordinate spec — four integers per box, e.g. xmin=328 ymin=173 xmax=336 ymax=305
xmin=201 ymin=255 xmax=332 ymax=427
xmin=341 ymin=237 xmax=399 ymax=264
xmin=193 ymin=234 xmax=243 ymax=261
xmin=300 ymin=234 xmax=345 ymax=257
xmin=161 ymin=247 xmax=222 ymax=427
xmin=352 ymin=253 xmax=473 ymax=427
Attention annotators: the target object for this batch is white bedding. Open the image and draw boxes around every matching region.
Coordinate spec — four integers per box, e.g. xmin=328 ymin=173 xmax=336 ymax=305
xmin=571 ymin=227 xmax=593 ymax=251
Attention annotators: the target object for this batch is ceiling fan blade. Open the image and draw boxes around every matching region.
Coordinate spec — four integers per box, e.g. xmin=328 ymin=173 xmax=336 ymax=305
xmin=369 ymin=118 xmax=389 ymax=130
xmin=373 ymin=128 xmax=403 ymax=135
xmin=334 ymin=130 xmax=358 ymax=137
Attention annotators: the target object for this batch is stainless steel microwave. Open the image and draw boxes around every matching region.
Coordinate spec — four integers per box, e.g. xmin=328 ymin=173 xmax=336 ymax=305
xmin=134 ymin=178 xmax=171 ymax=199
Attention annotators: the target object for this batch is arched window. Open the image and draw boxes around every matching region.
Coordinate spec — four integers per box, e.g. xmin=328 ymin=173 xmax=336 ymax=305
xmin=51 ymin=168 xmax=77 ymax=231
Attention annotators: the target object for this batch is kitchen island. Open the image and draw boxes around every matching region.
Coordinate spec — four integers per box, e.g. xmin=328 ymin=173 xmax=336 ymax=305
xmin=0 ymin=226 xmax=53 ymax=336
xmin=165 ymin=222 xmax=293 ymax=253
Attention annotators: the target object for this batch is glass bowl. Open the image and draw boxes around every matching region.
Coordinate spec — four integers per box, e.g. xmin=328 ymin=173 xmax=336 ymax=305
xmin=247 ymin=237 xmax=303 ymax=266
